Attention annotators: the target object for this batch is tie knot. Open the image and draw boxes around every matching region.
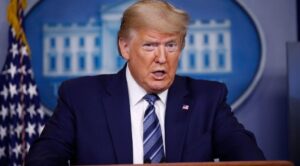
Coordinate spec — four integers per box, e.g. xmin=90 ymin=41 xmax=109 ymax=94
xmin=144 ymin=94 xmax=158 ymax=105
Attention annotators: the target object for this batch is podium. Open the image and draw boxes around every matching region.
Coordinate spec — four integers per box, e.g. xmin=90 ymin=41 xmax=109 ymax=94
xmin=76 ymin=161 xmax=293 ymax=166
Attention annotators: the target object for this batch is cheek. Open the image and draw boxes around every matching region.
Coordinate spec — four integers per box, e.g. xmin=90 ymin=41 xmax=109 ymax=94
xmin=134 ymin=55 xmax=154 ymax=77
xmin=135 ymin=49 xmax=153 ymax=63
xmin=168 ymin=56 xmax=180 ymax=72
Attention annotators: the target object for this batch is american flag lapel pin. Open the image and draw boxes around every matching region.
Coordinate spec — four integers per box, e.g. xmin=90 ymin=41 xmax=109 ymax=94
xmin=182 ymin=104 xmax=189 ymax=111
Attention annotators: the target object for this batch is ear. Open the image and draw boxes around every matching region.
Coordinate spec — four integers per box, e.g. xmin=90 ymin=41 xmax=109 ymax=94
xmin=118 ymin=38 xmax=130 ymax=60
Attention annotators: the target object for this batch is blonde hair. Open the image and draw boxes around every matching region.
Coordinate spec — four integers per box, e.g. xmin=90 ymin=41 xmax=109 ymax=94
xmin=118 ymin=0 xmax=189 ymax=53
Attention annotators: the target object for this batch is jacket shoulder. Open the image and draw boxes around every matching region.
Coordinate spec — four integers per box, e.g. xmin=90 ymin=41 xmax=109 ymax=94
xmin=177 ymin=75 xmax=227 ymax=94
xmin=59 ymin=74 xmax=114 ymax=95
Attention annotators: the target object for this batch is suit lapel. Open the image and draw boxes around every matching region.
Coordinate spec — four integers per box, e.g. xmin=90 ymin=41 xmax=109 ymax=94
xmin=102 ymin=67 xmax=133 ymax=164
xmin=165 ymin=76 xmax=192 ymax=162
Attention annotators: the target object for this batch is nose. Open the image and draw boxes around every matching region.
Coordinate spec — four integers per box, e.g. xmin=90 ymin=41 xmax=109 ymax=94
xmin=155 ymin=45 xmax=167 ymax=64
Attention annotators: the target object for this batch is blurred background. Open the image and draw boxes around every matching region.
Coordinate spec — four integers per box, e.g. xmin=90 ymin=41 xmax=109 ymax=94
xmin=0 ymin=0 xmax=299 ymax=165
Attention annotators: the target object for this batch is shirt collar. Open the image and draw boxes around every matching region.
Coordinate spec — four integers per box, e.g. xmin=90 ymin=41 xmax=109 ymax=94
xmin=126 ymin=65 xmax=168 ymax=106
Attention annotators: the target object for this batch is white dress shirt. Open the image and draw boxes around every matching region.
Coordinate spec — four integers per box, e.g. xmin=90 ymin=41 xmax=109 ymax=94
xmin=126 ymin=66 xmax=168 ymax=164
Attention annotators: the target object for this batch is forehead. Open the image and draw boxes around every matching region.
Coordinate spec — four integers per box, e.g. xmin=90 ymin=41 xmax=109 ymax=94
xmin=130 ymin=28 xmax=182 ymax=42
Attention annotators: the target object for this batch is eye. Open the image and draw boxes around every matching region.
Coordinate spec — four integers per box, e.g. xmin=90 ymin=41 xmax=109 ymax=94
xmin=143 ymin=43 xmax=156 ymax=51
xmin=165 ymin=42 xmax=178 ymax=52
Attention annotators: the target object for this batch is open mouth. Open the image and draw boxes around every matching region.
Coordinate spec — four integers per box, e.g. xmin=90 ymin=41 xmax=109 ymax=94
xmin=152 ymin=70 xmax=166 ymax=79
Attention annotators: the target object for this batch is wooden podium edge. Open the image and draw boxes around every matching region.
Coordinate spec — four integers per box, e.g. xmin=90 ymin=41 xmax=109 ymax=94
xmin=75 ymin=160 xmax=294 ymax=166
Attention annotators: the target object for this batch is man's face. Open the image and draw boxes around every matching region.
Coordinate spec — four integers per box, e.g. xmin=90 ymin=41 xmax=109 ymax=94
xmin=119 ymin=29 xmax=182 ymax=93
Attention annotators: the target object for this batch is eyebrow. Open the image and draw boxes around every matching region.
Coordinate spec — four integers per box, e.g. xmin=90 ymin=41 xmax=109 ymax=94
xmin=143 ymin=38 xmax=178 ymax=44
xmin=166 ymin=40 xmax=177 ymax=43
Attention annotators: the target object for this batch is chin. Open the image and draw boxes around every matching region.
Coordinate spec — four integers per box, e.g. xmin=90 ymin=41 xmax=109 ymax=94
xmin=145 ymin=79 xmax=172 ymax=93
xmin=148 ymin=85 xmax=168 ymax=93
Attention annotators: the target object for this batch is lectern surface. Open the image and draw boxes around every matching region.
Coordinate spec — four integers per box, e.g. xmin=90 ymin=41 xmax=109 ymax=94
xmin=74 ymin=160 xmax=293 ymax=166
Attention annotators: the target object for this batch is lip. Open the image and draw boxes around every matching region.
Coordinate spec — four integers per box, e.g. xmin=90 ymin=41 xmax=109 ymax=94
xmin=151 ymin=70 xmax=166 ymax=80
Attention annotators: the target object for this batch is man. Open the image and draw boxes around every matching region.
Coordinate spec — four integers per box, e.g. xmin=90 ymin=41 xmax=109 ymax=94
xmin=26 ymin=0 xmax=265 ymax=165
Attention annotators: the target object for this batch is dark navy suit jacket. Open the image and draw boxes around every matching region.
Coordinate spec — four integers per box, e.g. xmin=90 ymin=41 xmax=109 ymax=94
xmin=26 ymin=67 xmax=265 ymax=165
